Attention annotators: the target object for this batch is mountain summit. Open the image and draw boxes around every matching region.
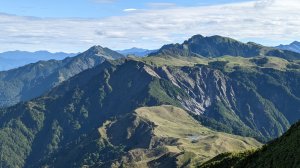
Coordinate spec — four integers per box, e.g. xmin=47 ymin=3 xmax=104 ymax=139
xmin=83 ymin=45 xmax=124 ymax=60
xmin=150 ymin=35 xmax=300 ymax=60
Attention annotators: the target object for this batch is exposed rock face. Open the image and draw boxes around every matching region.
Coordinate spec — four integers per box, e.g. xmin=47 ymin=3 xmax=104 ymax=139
xmin=157 ymin=66 xmax=229 ymax=115
xmin=141 ymin=64 xmax=297 ymax=141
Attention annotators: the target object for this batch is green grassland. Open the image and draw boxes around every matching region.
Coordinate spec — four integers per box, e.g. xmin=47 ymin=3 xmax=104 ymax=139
xmin=133 ymin=55 xmax=300 ymax=72
xmin=97 ymin=105 xmax=261 ymax=167
xmin=200 ymin=121 xmax=300 ymax=168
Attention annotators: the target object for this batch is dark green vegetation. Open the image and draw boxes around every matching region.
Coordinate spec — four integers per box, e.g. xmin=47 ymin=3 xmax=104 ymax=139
xmin=0 ymin=45 xmax=124 ymax=107
xmin=200 ymin=121 xmax=300 ymax=168
xmin=150 ymin=35 xmax=300 ymax=60
xmin=0 ymin=57 xmax=300 ymax=167
xmin=1 ymin=35 xmax=300 ymax=167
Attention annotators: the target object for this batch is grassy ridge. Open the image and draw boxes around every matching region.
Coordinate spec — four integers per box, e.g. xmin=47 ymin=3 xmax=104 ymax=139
xmin=135 ymin=55 xmax=300 ymax=72
xmin=135 ymin=105 xmax=261 ymax=166
xmin=200 ymin=121 xmax=300 ymax=168
xmin=95 ymin=105 xmax=261 ymax=167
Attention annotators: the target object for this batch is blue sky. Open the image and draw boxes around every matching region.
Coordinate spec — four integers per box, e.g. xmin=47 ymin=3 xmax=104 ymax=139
xmin=0 ymin=0 xmax=249 ymax=18
xmin=0 ymin=0 xmax=299 ymax=52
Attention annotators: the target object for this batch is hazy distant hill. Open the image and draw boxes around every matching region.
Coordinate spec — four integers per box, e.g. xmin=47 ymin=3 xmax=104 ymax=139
xmin=276 ymin=41 xmax=300 ymax=53
xmin=117 ymin=47 xmax=157 ymax=57
xmin=0 ymin=50 xmax=76 ymax=71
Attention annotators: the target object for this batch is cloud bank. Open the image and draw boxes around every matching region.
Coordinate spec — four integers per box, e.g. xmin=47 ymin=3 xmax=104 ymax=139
xmin=0 ymin=0 xmax=299 ymax=52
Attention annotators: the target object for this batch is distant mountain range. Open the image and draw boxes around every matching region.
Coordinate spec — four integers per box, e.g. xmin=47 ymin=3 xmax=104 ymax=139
xmin=276 ymin=41 xmax=300 ymax=53
xmin=117 ymin=47 xmax=157 ymax=57
xmin=2 ymin=39 xmax=299 ymax=72
xmin=1 ymin=35 xmax=300 ymax=167
xmin=0 ymin=50 xmax=77 ymax=71
xmin=0 ymin=45 xmax=124 ymax=107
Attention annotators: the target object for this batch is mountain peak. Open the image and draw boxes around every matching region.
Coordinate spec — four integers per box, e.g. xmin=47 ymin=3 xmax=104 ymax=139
xmin=150 ymin=34 xmax=256 ymax=57
xmin=291 ymin=41 xmax=300 ymax=45
xmin=86 ymin=45 xmax=105 ymax=54
xmin=185 ymin=34 xmax=240 ymax=46
xmin=150 ymin=34 xmax=300 ymax=59
xmin=82 ymin=45 xmax=124 ymax=60
xmin=188 ymin=34 xmax=205 ymax=40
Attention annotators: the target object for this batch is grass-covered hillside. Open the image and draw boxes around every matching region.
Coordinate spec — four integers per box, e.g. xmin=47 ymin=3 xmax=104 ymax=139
xmin=37 ymin=105 xmax=260 ymax=167
xmin=200 ymin=120 xmax=300 ymax=168
xmin=138 ymin=54 xmax=300 ymax=72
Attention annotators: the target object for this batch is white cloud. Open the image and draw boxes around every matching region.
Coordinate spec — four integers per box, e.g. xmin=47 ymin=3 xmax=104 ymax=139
xmin=0 ymin=0 xmax=300 ymax=52
xmin=123 ymin=8 xmax=138 ymax=12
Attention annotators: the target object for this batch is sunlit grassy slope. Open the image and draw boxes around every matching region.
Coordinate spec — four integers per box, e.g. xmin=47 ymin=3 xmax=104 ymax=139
xmin=133 ymin=55 xmax=300 ymax=72
xmin=97 ymin=105 xmax=261 ymax=167
xmin=135 ymin=55 xmax=208 ymax=67
xmin=200 ymin=121 xmax=300 ymax=168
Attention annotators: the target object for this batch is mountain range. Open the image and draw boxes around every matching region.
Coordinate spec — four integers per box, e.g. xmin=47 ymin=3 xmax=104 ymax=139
xmin=1 ymin=35 xmax=300 ymax=167
xmin=0 ymin=51 xmax=76 ymax=71
xmin=117 ymin=47 xmax=157 ymax=57
xmin=0 ymin=58 xmax=262 ymax=168
xmin=276 ymin=41 xmax=300 ymax=54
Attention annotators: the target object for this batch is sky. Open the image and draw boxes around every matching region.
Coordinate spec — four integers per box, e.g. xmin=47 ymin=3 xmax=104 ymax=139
xmin=0 ymin=0 xmax=299 ymax=52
